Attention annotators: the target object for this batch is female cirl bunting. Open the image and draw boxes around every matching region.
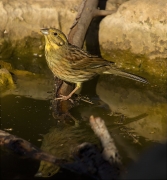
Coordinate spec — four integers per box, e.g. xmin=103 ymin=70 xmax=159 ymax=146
xmin=41 ymin=28 xmax=148 ymax=100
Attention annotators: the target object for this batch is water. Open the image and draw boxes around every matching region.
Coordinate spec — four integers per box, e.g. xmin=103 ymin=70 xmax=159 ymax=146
xmin=0 ymin=71 xmax=167 ymax=179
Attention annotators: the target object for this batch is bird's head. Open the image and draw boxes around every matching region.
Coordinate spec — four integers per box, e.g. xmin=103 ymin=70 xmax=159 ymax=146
xmin=40 ymin=28 xmax=68 ymax=48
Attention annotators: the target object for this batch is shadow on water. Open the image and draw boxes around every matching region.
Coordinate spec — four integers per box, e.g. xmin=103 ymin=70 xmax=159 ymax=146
xmin=0 ymin=64 xmax=167 ymax=179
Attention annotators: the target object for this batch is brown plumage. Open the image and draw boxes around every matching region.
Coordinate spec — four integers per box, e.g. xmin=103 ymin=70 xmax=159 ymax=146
xmin=41 ymin=28 xmax=148 ymax=100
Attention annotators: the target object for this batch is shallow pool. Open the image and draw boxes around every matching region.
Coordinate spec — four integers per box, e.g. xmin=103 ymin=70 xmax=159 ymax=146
xmin=0 ymin=71 xmax=166 ymax=179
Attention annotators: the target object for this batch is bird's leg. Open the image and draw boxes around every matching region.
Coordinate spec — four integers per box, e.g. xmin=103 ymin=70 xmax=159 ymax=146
xmin=56 ymin=82 xmax=81 ymax=101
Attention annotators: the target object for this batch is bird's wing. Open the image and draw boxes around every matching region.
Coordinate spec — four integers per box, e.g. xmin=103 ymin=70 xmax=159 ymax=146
xmin=71 ymin=57 xmax=110 ymax=70
xmin=65 ymin=44 xmax=113 ymax=70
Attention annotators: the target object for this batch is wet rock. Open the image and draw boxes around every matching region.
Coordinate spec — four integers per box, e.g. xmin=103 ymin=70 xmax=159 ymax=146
xmin=0 ymin=0 xmax=166 ymax=79
xmin=0 ymin=0 xmax=129 ymax=74
xmin=0 ymin=68 xmax=15 ymax=92
xmin=0 ymin=0 xmax=82 ymax=72
xmin=0 ymin=60 xmax=54 ymax=99
xmin=1 ymin=72 xmax=54 ymax=100
xmin=0 ymin=60 xmax=13 ymax=72
xmin=99 ymin=0 xmax=167 ymax=79
xmin=100 ymin=0 xmax=167 ymax=58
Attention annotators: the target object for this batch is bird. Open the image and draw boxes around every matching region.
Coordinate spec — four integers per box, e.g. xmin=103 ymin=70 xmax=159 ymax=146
xmin=41 ymin=28 xmax=148 ymax=100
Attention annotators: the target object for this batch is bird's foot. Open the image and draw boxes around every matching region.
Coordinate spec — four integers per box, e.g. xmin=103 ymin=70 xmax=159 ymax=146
xmin=55 ymin=94 xmax=73 ymax=102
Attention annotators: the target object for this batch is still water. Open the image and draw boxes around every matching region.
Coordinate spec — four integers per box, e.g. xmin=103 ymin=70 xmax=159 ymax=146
xmin=0 ymin=71 xmax=167 ymax=179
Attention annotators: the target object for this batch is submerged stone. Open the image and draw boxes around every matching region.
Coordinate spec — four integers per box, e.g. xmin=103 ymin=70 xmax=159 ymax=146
xmin=0 ymin=68 xmax=15 ymax=92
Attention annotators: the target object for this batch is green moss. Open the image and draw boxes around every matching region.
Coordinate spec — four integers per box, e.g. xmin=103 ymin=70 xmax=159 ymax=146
xmin=14 ymin=36 xmax=44 ymax=57
xmin=0 ymin=36 xmax=51 ymax=75
xmin=0 ymin=36 xmax=167 ymax=91
xmin=100 ymin=46 xmax=167 ymax=83
xmin=100 ymin=47 xmax=167 ymax=98
xmin=0 ymin=40 xmax=14 ymax=59
xmin=0 ymin=68 xmax=15 ymax=93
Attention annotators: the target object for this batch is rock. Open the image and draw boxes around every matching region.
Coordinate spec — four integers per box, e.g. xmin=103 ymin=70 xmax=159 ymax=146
xmin=0 ymin=0 xmax=166 ymax=80
xmin=100 ymin=0 xmax=167 ymax=58
xmin=0 ymin=60 xmax=54 ymax=99
xmin=0 ymin=60 xmax=13 ymax=72
xmin=99 ymin=0 xmax=167 ymax=80
xmin=0 ymin=0 xmax=129 ymax=72
xmin=0 ymin=0 xmax=81 ymax=41
xmin=1 ymin=71 xmax=54 ymax=100
xmin=0 ymin=0 xmax=126 ymax=42
xmin=105 ymin=0 xmax=130 ymax=10
xmin=0 ymin=68 xmax=15 ymax=91
xmin=0 ymin=0 xmax=82 ymax=72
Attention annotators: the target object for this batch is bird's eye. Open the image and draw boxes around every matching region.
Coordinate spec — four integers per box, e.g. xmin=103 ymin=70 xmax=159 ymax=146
xmin=54 ymin=32 xmax=58 ymax=36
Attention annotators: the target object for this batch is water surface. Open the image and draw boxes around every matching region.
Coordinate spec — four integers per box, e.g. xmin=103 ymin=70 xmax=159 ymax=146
xmin=0 ymin=69 xmax=166 ymax=179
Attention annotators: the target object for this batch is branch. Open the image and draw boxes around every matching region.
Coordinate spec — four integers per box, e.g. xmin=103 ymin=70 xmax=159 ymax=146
xmin=52 ymin=76 xmax=75 ymax=117
xmin=52 ymin=0 xmax=100 ymax=117
xmin=68 ymin=0 xmax=99 ymax=47
xmin=93 ymin=9 xmax=116 ymax=17
xmin=52 ymin=0 xmax=117 ymax=123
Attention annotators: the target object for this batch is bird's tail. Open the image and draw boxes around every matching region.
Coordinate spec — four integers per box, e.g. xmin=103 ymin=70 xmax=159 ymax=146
xmin=103 ymin=69 xmax=148 ymax=84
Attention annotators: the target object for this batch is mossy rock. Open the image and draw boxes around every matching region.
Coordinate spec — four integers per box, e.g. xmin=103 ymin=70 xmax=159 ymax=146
xmin=0 ymin=68 xmax=15 ymax=92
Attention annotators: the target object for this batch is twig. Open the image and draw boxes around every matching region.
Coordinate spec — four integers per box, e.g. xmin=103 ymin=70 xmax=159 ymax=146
xmin=80 ymin=98 xmax=94 ymax=104
xmin=93 ymin=9 xmax=116 ymax=17
xmin=68 ymin=0 xmax=99 ymax=47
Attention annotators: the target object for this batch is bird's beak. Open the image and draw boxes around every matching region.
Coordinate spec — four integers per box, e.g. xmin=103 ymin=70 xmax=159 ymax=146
xmin=40 ymin=28 xmax=49 ymax=35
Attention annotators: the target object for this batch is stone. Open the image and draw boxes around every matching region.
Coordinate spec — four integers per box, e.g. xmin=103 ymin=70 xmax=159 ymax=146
xmin=99 ymin=0 xmax=167 ymax=80
xmin=0 ymin=68 xmax=15 ymax=91
xmin=0 ymin=60 xmax=54 ymax=99
xmin=100 ymin=0 xmax=167 ymax=59
xmin=0 ymin=0 xmax=166 ymax=80
xmin=0 ymin=0 xmax=82 ymax=71
xmin=0 ymin=0 xmax=81 ymax=41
